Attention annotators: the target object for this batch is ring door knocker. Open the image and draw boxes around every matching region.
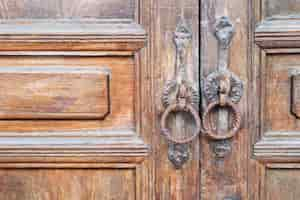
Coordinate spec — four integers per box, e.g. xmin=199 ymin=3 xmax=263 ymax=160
xmin=160 ymin=20 xmax=201 ymax=169
xmin=203 ymin=16 xmax=243 ymax=153
xmin=160 ymin=16 xmax=243 ymax=168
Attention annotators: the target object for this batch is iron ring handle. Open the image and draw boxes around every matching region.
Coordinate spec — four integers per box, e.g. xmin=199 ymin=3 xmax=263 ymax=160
xmin=203 ymin=99 xmax=242 ymax=140
xmin=161 ymin=103 xmax=201 ymax=144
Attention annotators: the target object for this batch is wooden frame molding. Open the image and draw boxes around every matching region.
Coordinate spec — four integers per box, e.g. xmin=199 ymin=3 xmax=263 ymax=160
xmin=0 ymin=19 xmax=147 ymax=52
xmin=254 ymin=16 xmax=300 ymax=160
xmin=254 ymin=131 xmax=300 ymax=159
xmin=255 ymin=16 xmax=300 ymax=48
xmin=0 ymin=19 xmax=149 ymax=164
xmin=0 ymin=132 xmax=148 ymax=163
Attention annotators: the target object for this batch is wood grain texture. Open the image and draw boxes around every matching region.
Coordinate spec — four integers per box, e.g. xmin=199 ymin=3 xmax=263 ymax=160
xmin=265 ymin=168 xmax=300 ymax=200
xmin=254 ymin=131 xmax=300 ymax=158
xmin=0 ymin=1 xmax=149 ymax=200
xmin=200 ymin=0 xmax=249 ymax=199
xmin=0 ymin=66 xmax=110 ymax=119
xmin=263 ymin=0 xmax=300 ymax=17
xmin=0 ymin=20 xmax=146 ymax=52
xmin=263 ymin=54 xmax=300 ymax=132
xmin=140 ymin=0 xmax=200 ymax=199
xmin=0 ymin=168 xmax=135 ymax=200
xmin=0 ymin=56 xmax=135 ymax=132
xmin=290 ymin=71 xmax=300 ymax=118
xmin=0 ymin=0 xmax=135 ymax=19
xmin=0 ymin=133 xmax=149 ymax=163
xmin=250 ymin=0 xmax=300 ymax=199
xmin=255 ymin=17 xmax=300 ymax=48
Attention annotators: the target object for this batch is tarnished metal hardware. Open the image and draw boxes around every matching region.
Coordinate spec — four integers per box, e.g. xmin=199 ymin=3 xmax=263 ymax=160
xmin=203 ymin=99 xmax=241 ymax=140
xmin=160 ymin=19 xmax=201 ymax=168
xmin=203 ymin=16 xmax=243 ymax=141
xmin=161 ymin=101 xmax=202 ymax=144
xmin=168 ymin=143 xmax=189 ymax=169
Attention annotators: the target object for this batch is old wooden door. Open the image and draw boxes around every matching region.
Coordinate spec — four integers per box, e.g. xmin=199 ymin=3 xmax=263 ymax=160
xmin=1 ymin=0 xmax=298 ymax=200
xmin=0 ymin=0 xmax=199 ymax=199
xmin=201 ymin=0 xmax=300 ymax=199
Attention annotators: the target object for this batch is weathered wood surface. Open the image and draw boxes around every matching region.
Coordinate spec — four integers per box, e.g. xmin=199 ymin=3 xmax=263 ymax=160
xmin=263 ymin=0 xmax=300 ymax=17
xmin=0 ymin=66 xmax=110 ymax=119
xmin=0 ymin=1 xmax=150 ymax=200
xmin=200 ymin=0 xmax=249 ymax=199
xmin=0 ymin=168 xmax=135 ymax=200
xmin=0 ymin=0 xmax=135 ymax=19
xmin=0 ymin=56 xmax=136 ymax=132
xmin=255 ymin=16 xmax=300 ymax=48
xmin=251 ymin=0 xmax=300 ymax=199
xmin=139 ymin=0 xmax=200 ymax=199
xmin=0 ymin=20 xmax=146 ymax=51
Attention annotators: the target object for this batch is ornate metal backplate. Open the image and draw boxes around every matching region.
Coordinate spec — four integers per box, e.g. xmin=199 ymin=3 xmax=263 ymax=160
xmin=168 ymin=143 xmax=189 ymax=169
xmin=160 ymin=19 xmax=200 ymax=169
xmin=203 ymin=70 xmax=243 ymax=104
xmin=203 ymin=16 xmax=244 ymax=158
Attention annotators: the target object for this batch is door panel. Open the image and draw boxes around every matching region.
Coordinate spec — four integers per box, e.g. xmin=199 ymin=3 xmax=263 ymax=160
xmin=263 ymin=0 xmax=300 ymax=18
xmin=0 ymin=66 xmax=110 ymax=120
xmin=0 ymin=0 xmax=135 ymax=19
xmin=139 ymin=0 xmax=200 ymax=199
xmin=253 ymin=0 xmax=300 ymax=199
xmin=265 ymin=167 xmax=300 ymax=200
xmin=0 ymin=169 xmax=135 ymax=200
xmin=200 ymin=0 xmax=248 ymax=199
xmin=0 ymin=56 xmax=135 ymax=131
xmin=0 ymin=1 xmax=149 ymax=199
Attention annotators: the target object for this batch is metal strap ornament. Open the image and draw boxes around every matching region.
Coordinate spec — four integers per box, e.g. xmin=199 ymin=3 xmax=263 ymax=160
xmin=160 ymin=20 xmax=201 ymax=168
xmin=203 ymin=16 xmax=243 ymax=140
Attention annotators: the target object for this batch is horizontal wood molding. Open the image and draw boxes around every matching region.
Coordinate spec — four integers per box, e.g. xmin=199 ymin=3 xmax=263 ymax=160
xmin=255 ymin=16 xmax=300 ymax=48
xmin=0 ymin=19 xmax=146 ymax=52
xmin=0 ymin=130 xmax=149 ymax=163
xmin=254 ymin=131 xmax=300 ymax=158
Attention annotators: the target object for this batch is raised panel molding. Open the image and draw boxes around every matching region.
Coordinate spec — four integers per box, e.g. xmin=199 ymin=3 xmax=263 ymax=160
xmin=255 ymin=16 xmax=300 ymax=48
xmin=0 ymin=66 xmax=111 ymax=120
xmin=254 ymin=131 xmax=300 ymax=158
xmin=0 ymin=130 xmax=149 ymax=163
xmin=254 ymin=16 xmax=300 ymax=160
xmin=0 ymin=19 xmax=146 ymax=52
xmin=0 ymin=19 xmax=149 ymax=164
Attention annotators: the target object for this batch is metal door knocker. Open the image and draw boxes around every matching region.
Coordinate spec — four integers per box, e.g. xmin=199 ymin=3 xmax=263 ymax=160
xmin=203 ymin=16 xmax=243 ymax=141
xmin=160 ymin=16 xmax=244 ymax=168
xmin=160 ymin=19 xmax=201 ymax=169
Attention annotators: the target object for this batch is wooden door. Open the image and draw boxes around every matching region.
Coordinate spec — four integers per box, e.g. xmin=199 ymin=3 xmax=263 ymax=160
xmin=3 ymin=0 xmax=299 ymax=200
xmin=0 ymin=0 xmax=200 ymax=198
xmin=200 ymin=0 xmax=300 ymax=200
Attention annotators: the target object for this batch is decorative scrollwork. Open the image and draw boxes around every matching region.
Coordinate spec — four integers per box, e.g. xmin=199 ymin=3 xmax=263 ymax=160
xmin=162 ymin=80 xmax=199 ymax=108
xmin=168 ymin=143 xmax=189 ymax=169
xmin=203 ymin=70 xmax=243 ymax=104
xmin=211 ymin=140 xmax=232 ymax=158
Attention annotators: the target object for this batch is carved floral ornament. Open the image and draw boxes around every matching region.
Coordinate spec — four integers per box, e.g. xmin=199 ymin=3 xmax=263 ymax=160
xmin=160 ymin=16 xmax=244 ymax=168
